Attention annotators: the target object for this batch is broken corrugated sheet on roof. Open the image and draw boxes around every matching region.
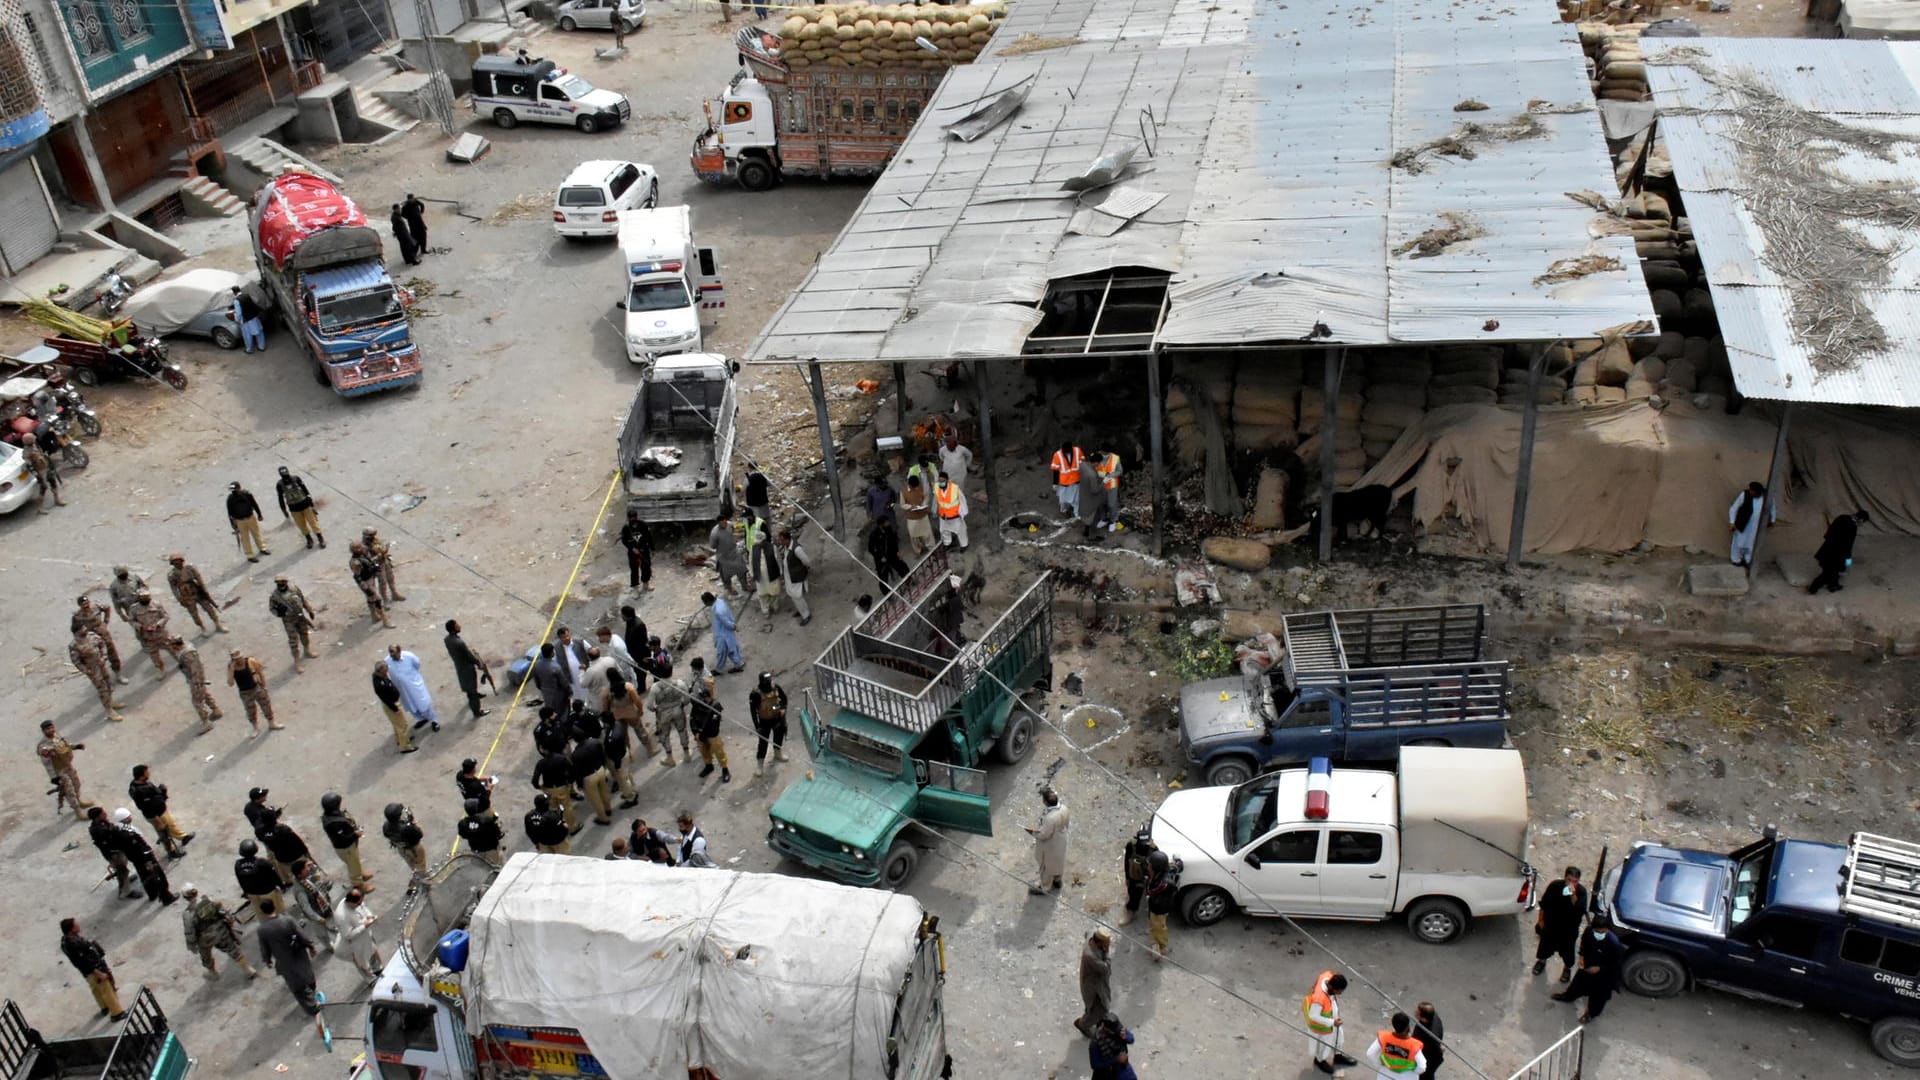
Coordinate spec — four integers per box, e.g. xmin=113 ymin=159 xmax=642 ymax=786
xmin=1645 ymin=38 xmax=1920 ymax=407
xmin=747 ymin=0 xmax=1653 ymax=364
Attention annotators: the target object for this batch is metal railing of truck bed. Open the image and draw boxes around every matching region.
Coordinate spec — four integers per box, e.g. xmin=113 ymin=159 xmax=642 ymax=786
xmin=1 ymin=987 xmax=172 ymax=1080
xmin=815 ymin=571 xmax=1054 ymax=734
xmin=863 ymin=543 xmax=950 ymax=641
xmin=1282 ymin=604 xmax=1487 ymax=681
xmin=1306 ymin=661 xmax=1511 ymax=726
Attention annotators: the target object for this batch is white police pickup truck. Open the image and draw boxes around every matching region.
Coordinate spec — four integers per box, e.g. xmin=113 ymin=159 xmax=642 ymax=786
xmin=471 ymin=51 xmax=631 ymax=133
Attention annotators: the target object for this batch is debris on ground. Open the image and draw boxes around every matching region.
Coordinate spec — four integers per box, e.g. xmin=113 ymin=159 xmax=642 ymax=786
xmin=1394 ymin=212 xmax=1485 ymax=258
xmin=1534 ymin=253 xmax=1624 ymax=286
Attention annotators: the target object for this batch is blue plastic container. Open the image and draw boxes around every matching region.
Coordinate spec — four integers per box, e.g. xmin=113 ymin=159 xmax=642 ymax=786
xmin=438 ymin=929 xmax=470 ymax=972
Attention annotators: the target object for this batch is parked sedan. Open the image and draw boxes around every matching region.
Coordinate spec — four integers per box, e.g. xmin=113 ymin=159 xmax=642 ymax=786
xmin=556 ymin=0 xmax=644 ymax=33
xmin=553 ymin=159 xmax=659 ymax=240
xmin=0 ymin=441 xmax=41 ymax=514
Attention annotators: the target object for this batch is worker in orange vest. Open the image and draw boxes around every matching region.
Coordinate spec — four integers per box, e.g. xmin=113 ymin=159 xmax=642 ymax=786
xmin=1304 ymin=969 xmax=1357 ymax=1073
xmin=934 ymin=469 xmax=968 ymax=551
xmin=1050 ymin=442 xmax=1084 ymax=518
xmin=1087 ymin=449 xmax=1123 ymax=537
xmin=1364 ymin=1012 xmax=1427 ymax=1078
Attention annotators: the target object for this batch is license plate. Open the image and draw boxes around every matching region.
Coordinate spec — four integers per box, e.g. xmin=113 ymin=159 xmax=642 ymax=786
xmin=529 ymin=1047 xmax=581 ymax=1074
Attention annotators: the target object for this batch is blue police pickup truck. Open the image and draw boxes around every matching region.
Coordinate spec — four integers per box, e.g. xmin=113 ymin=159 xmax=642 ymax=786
xmin=1599 ymin=827 xmax=1920 ymax=1067
xmin=1178 ymin=605 xmax=1511 ymax=787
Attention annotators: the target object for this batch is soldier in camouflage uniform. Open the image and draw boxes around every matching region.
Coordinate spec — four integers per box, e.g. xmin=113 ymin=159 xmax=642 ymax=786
xmin=19 ymin=437 xmax=63 ymax=512
xmin=266 ymin=576 xmax=320 ymax=673
xmin=37 ymin=720 xmax=92 ymax=820
xmin=348 ymin=543 xmax=393 ymax=628
xmin=178 ymin=884 xmax=258 ymax=979
xmin=69 ymin=630 xmax=124 ymax=722
xmin=362 ymin=527 xmax=404 ymax=602
xmin=108 ymin=566 xmax=148 ymax=623
xmin=166 ymin=636 xmax=223 ymax=732
xmin=128 ymin=592 xmax=173 ymax=675
xmin=165 ymin=553 xmax=226 ymax=634
xmin=71 ymin=596 xmax=128 ymax=684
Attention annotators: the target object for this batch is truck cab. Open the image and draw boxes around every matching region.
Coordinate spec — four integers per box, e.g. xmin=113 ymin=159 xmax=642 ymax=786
xmin=616 ymin=205 xmax=722 ymax=368
xmin=1180 ymin=605 xmax=1511 ymax=786
xmin=471 ymin=52 xmax=631 ymax=133
xmin=770 ymin=546 xmax=1053 ymax=889
xmin=1600 ymin=828 xmax=1920 ymax=1067
xmin=692 ymin=70 xmax=780 ymax=190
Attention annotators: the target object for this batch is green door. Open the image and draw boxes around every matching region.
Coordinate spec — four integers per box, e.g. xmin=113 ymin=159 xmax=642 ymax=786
xmin=914 ymin=759 xmax=992 ymax=836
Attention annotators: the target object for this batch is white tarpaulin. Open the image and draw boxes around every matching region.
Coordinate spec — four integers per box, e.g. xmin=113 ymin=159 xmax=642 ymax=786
xmin=119 ymin=268 xmax=250 ymax=336
xmin=465 ymin=854 xmax=926 ymax=1079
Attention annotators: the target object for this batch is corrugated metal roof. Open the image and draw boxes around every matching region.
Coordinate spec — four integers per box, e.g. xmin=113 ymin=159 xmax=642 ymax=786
xmin=747 ymin=0 xmax=1652 ymax=363
xmin=1645 ymin=39 xmax=1920 ymax=407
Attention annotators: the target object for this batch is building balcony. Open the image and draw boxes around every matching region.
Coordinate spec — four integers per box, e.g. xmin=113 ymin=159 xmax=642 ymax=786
xmin=220 ymin=0 xmax=316 ymax=37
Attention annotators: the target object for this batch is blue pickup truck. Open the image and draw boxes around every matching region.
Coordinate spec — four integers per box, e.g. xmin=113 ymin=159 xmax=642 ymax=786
xmin=1599 ymin=827 xmax=1920 ymax=1068
xmin=1179 ymin=605 xmax=1510 ymax=786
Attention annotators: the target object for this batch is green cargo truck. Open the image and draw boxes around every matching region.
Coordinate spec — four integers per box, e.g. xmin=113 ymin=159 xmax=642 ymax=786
xmin=769 ymin=545 xmax=1054 ymax=889
xmin=0 ymin=988 xmax=191 ymax=1080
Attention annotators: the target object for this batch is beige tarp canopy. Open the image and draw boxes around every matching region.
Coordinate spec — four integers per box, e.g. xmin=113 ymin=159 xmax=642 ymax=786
xmin=1360 ymin=402 xmax=1920 ymax=556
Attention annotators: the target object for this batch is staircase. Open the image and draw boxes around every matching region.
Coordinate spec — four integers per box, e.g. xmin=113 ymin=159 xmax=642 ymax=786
xmin=354 ymin=86 xmax=418 ymax=136
xmin=229 ymin=137 xmax=344 ymax=187
xmin=177 ymin=174 xmax=247 ymax=218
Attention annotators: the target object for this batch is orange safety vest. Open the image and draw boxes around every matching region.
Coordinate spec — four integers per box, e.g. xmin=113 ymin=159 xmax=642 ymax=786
xmin=1095 ymin=452 xmax=1120 ymax=490
xmin=935 ymin=481 xmax=962 ymax=519
xmin=1051 ymin=447 xmax=1083 ymax=486
xmin=1375 ymin=1031 xmax=1423 ymax=1074
xmin=1303 ymin=970 xmax=1337 ymax=1035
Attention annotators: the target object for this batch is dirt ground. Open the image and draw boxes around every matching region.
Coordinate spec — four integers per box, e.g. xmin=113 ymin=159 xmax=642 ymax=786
xmin=1 ymin=3 xmax=1915 ymax=1079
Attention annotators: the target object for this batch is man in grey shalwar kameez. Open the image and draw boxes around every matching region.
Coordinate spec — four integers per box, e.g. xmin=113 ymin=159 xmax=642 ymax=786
xmin=256 ymin=900 xmax=320 ymax=1014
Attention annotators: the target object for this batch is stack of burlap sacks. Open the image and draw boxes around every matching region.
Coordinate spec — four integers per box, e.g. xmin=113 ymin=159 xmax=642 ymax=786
xmin=1564 ymin=329 xmax=1732 ymax=408
xmin=1559 ymin=0 xmax=1666 ymax=26
xmin=777 ymin=1 xmax=1008 ymax=68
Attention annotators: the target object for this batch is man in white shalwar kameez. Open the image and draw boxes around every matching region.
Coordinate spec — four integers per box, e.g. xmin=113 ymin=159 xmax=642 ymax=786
xmin=1727 ymin=481 xmax=1773 ymax=567
xmin=384 ymin=645 xmax=439 ymax=731
xmin=335 ymin=888 xmax=381 ymax=978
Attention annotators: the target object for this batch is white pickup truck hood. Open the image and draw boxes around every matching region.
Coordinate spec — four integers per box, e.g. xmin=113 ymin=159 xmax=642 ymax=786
xmin=580 ymin=87 xmax=629 ymax=112
xmin=626 ymin=303 xmax=700 ymax=349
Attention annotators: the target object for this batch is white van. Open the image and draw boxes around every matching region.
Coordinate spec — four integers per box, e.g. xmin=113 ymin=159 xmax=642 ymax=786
xmin=617 ymin=206 xmax=723 ymax=368
xmin=470 ymin=52 xmax=631 ymax=133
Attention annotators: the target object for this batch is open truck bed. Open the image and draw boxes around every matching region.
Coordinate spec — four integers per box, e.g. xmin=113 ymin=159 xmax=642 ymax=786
xmin=0 ymin=990 xmax=188 ymax=1080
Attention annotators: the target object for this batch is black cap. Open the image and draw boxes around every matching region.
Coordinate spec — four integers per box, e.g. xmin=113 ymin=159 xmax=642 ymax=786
xmin=249 ymin=787 xmax=269 ymax=800
xmin=384 ymin=802 xmax=405 ymax=821
xmin=321 ymin=793 xmax=342 ymax=812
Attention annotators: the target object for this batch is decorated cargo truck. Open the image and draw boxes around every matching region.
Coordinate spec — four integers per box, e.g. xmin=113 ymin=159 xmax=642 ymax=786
xmin=691 ymin=4 xmax=1007 ymax=191
xmin=251 ymin=172 xmax=422 ymax=396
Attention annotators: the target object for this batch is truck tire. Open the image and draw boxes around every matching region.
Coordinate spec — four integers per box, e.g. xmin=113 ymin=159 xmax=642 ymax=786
xmin=558 ymin=14 xmax=577 ymax=28
xmin=493 ymin=108 xmax=518 ymax=129
xmin=1204 ymin=756 xmax=1256 ymax=787
xmin=646 ymin=178 xmax=659 ymax=208
xmin=737 ymin=159 xmax=775 ymax=192
xmin=1180 ymin=885 xmax=1233 ymax=927
xmin=312 ymin=359 xmax=331 ymax=387
xmin=1404 ymin=898 xmax=1468 ymax=944
xmin=1871 ymin=1017 xmax=1920 ymax=1067
xmin=71 ymin=366 xmax=99 ymax=387
xmin=1620 ymin=949 xmax=1688 ymax=998
xmin=576 ymin=114 xmax=599 ymax=134
xmin=211 ymin=325 xmax=239 ymax=350
xmin=880 ymin=840 xmax=918 ymax=891
xmin=995 ymin=712 xmax=1035 ymax=764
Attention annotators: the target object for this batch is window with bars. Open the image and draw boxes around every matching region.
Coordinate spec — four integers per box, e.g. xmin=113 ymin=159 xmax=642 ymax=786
xmin=107 ymin=0 xmax=151 ymax=44
xmin=60 ymin=0 xmax=149 ymax=63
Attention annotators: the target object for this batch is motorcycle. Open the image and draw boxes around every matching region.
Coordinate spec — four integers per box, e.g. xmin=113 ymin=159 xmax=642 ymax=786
xmin=90 ymin=270 xmax=132 ymax=316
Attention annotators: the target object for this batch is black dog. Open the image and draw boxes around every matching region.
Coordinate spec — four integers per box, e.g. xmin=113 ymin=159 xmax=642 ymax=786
xmin=1305 ymin=484 xmax=1394 ymax=544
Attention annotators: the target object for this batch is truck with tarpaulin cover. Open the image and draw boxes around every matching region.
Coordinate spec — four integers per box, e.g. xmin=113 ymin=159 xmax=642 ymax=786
xmin=690 ymin=6 xmax=1006 ymax=192
xmin=0 ymin=987 xmax=192 ymax=1080
xmin=364 ymin=852 xmax=952 ymax=1079
xmin=768 ymin=545 xmax=1053 ymax=889
xmin=250 ymin=172 xmax=422 ymax=396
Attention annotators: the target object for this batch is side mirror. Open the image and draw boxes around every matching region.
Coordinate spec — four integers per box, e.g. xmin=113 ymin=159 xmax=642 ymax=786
xmin=615 ymin=298 xmax=627 ymax=310
xmin=1243 ymin=852 xmax=1262 ymax=870
xmin=729 ymin=359 xmax=741 ymax=374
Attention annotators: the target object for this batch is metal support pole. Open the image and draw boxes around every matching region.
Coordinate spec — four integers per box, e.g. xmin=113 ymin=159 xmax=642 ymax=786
xmin=1317 ymin=347 xmax=1344 ymax=563
xmin=1505 ymin=343 xmax=1552 ymax=571
xmin=1147 ymin=346 xmax=1166 ymax=557
xmin=1748 ymin=405 xmax=1793 ymax=583
xmin=975 ymin=359 xmax=1001 ymax=550
xmin=892 ymin=362 xmax=910 ymax=434
xmin=806 ymin=360 xmax=846 ymax=541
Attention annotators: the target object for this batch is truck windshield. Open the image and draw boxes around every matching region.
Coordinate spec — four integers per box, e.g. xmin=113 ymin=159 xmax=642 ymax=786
xmin=553 ymin=75 xmax=594 ymax=99
xmin=629 ymin=280 xmax=691 ymax=312
xmin=1228 ymin=776 xmax=1280 ymax=851
xmin=369 ymin=1002 xmax=439 ymax=1058
xmin=316 ymin=286 xmax=402 ymax=332
xmin=1730 ymin=844 xmax=1775 ymax=929
xmin=828 ymin=724 xmax=904 ymax=776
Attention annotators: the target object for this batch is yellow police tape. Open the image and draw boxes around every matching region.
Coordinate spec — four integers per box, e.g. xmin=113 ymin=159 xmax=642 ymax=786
xmin=451 ymin=468 xmax=626 ymax=858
